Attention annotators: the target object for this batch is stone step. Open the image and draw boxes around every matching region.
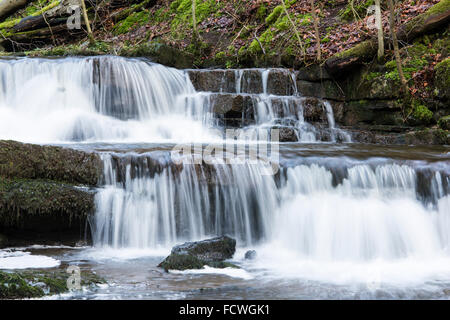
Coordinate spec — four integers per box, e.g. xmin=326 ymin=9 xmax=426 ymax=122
xmin=187 ymin=68 xmax=345 ymax=100
xmin=187 ymin=69 xmax=297 ymax=96
xmin=195 ymin=93 xmax=330 ymax=125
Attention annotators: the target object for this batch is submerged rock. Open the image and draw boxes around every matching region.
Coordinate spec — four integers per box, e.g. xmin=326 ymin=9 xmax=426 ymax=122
xmin=158 ymin=236 xmax=237 ymax=271
xmin=244 ymin=250 xmax=257 ymax=260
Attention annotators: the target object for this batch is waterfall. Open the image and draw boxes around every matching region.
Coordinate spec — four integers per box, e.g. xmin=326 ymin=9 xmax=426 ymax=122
xmin=93 ymin=149 xmax=450 ymax=261
xmin=0 ymin=56 xmax=215 ymax=143
xmin=93 ymin=153 xmax=278 ymax=248
xmin=1 ymin=56 xmax=449 ymax=286
xmin=274 ymin=163 xmax=450 ymax=261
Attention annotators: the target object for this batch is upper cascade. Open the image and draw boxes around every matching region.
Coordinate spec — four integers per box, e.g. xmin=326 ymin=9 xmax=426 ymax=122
xmin=0 ymin=56 xmax=349 ymax=143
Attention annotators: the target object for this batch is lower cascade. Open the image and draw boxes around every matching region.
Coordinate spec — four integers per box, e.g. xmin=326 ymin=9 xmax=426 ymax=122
xmin=93 ymin=151 xmax=450 ymax=264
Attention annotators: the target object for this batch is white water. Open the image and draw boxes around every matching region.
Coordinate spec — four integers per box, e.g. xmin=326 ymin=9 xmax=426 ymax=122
xmin=1 ymin=56 xmax=450 ymax=294
xmin=0 ymin=250 xmax=60 ymax=269
xmin=0 ymin=56 xmax=217 ymax=143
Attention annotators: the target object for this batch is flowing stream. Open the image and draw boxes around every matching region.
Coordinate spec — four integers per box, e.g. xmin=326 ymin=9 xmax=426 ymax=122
xmin=0 ymin=56 xmax=449 ymax=299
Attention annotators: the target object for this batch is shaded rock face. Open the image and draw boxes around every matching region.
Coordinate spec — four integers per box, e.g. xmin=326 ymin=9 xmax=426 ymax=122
xmin=0 ymin=140 xmax=102 ymax=244
xmin=188 ymin=69 xmax=296 ymax=95
xmin=0 ymin=179 xmax=95 ymax=231
xmin=0 ymin=233 xmax=7 ymax=248
xmin=158 ymin=236 xmax=237 ymax=271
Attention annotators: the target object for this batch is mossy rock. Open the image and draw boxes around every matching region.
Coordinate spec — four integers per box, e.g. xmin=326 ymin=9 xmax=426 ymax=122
xmin=158 ymin=236 xmax=238 ymax=272
xmin=434 ymin=58 xmax=450 ymax=99
xmin=0 ymin=271 xmax=44 ymax=299
xmin=438 ymin=115 xmax=450 ymax=130
xmin=0 ymin=268 xmax=105 ymax=299
xmin=403 ymin=128 xmax=450 ymax=145
xmin=0 ymin=178 xmax=95 ymax=231
xmin=325 ymin=40 xmax=377 ymax=76
xmin=0 ymin=140 xmax=102 ymax=186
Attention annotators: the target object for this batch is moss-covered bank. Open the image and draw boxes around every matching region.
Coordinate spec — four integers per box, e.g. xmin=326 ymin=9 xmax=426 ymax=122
xmin=0 ymin=140 xmax=102 ymax=186
xmin=0 ymin=267 xmax=105 ymax=299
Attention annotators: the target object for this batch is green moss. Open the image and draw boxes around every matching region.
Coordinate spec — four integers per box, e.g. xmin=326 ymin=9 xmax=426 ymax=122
xmin=170 ymin=0 xmax=220 ymax=34
xmin=321 ymin=35 xmax=331 ymax=43
xmin=248 ymin=29 xmax=274 ymax=54
xmin=215 ymin=51 xmax=226 ymax=59
xmin=435 ymin=58 xmax=450 ymax=90
xmin=265 ymin=5 xmax=283 ymax=25
xmin=413 ymin=104 xmax=433 ymax=124
xmin=403 ymin=0 xmax=450 ymax=35
xmin=298 ymin=13 xmax=312 ymax=26
xmin=275 ymin=15 xmax=289 ymax=31
xmin=385 ymin=60 xmax=397 ymax=69
xmin=365 ymin=71 xmax=382 ymax=81
xmin=438 ymin=115 xmax=450 ymax=130
xmin=334 ymin=40 xmax=376 ymax=60
xmin=0 ymin=178 xmax=94 ymax=228
xmin=0 ymin=140 xmax=101 ymax=186
xmin=256 ymin=4 xmax=268 ymax=20
xmin=0 ymin=271 xmax=44 ymax=299
xmin=0 ymin=268 xmax=106 ymax=299
xmin=23 ymin=0 xmax=52 ymax=16
xmin=113 ymin=10 xmax=149 ymax=35
xmin=338 ymin=0 xmax=375 ymax=22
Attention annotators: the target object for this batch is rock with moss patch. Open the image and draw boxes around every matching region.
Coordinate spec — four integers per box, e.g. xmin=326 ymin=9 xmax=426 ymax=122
xmin=438 ymin=115 xmax=450 ymax=130
xmin=158 ymin=236 xmax=237 ymax=271
xmin=0 ymin=268 xmax=105 ymax=299
xmin=403 ymin=128 xmax=450 ymax=145
xmin=434 ymin=58 xmax=450 ymax=100
xmin=0 ymin=178 xmax=95 ymax=233
xmin=0 ymin=140 xmax=102 ymax=186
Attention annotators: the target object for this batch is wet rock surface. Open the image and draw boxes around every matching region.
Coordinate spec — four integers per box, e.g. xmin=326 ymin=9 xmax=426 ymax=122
xmin=244 ymin=250 xmax=257 ymax=260
xmin=158 ymin=236 xmax=237 ymax=271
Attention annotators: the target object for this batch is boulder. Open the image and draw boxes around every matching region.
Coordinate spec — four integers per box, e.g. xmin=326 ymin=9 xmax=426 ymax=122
xmin=158 ymin=236 xmax=237 ymax=271
xmin=244 ymin=250 xmax=257 ymax=260
xmin=272 ymin=127 xmax=298 ymax=142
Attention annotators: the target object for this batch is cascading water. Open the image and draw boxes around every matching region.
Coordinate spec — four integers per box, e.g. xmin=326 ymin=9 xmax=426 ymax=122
xmin=93 ymin=153 xmax=278 ymax=248
xmin=0 ymin=56 xmax=215 ymax=143
xmin=1 ymin=56 xmax=450 ymax=297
